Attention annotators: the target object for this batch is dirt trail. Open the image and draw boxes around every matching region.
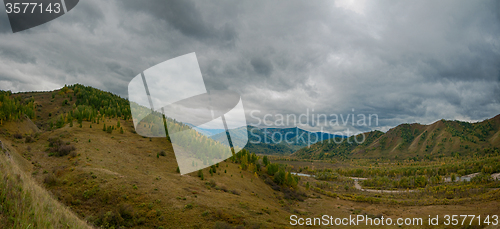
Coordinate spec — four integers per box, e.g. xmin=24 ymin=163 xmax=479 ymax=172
xmin=351 ymin=178 xmax=416 ymax=193
xmin=350 ymin=173 xmax=500 ymax=193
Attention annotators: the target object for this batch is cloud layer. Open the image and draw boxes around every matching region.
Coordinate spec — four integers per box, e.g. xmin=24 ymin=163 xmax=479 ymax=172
xmin=0 ymin=0 xmax=499 ymax=133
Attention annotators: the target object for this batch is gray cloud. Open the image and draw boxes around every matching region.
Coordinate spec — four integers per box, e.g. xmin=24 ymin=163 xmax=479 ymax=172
xmin=0 ymin=0 xmax=499 ymax=134
xmin=250 ymin=57 xmax=273 ymax=77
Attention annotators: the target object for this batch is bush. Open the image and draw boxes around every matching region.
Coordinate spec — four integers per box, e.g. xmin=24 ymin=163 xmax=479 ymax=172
xmin=198 ymin=170 xmax=204 ymax=180
xmin=231 ymin=189 xmax=240 ymax=195
xmin=159 ymin=150 xmax=166 ymax=156
xmin=283 ymin=188 xmax=305 ymax=201
xmin=43 ymin=173 xmax=58 ymax=186
xmin=264 ymin=177 xmax=280 ymax=191
xmin=48 ymin=137 xmax=64 ymax=147
xmin=118 ymin=204 xmax=135 ymax=220
xmin=208 ymin=180 xmax=216 ymax=188
xmin=25 ymin=136 xmax=34 ymax=143
xmin=48 ymin=137 xmax=76 ymax=156
xmin=13 ymin=133 xmax=23 ymax=139
xmin=56 ymin=145 xmax=76 ymax=156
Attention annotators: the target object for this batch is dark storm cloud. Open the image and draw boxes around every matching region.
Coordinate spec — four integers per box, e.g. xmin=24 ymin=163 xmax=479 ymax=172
xmin=0 ymin=0 xmax=499 ymax=134
xmin=250 ymin=57 xmax=273 ymax=77
xmin=118 ymin=0 xmax=237 ymax=45
xmin=0 ymin=46 xmax=36 ymax=64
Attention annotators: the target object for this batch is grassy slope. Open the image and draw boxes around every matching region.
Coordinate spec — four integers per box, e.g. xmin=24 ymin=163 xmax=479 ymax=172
xmin=2 ymin=90 xmax=306 ymax=228
xmin=0 ymin=137 xmax=92 ymax=228
xmin=2 ymin=88 xmax=500 ymax=228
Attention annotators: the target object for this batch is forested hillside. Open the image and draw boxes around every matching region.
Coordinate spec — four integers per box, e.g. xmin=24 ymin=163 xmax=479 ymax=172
xmin=294 ymin=115 xmax=500 ymax=161
xmin=210 ymin=125 xmax=340 ymax=155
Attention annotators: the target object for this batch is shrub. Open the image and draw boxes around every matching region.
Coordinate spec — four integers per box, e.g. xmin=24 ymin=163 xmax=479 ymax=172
xmin=56 ymin=145 xmax=76 ymax=156
xmin=159 ymin=150 xmax=166 ymax=156
xmin=48 ymin=138 xmax=76 ymax=156
xmin=231 ymin=189 xmax=240 ymax=195
xmin=283 ymin=188 xmax=305 ymax=201
xmin=198 ymin=170 xmax=204 ymax=180
xmin=43 ymin=173 xmax=58 ymax=186
xmin=118 ymin=204 xmax=135 ymax=220
xmin=48 ymin=137 xmax=64 ymax=147
xmin=25 ymin=136 xmax=34 ymax=143
xmin=13 ymin=133 xmax=23 ymax=139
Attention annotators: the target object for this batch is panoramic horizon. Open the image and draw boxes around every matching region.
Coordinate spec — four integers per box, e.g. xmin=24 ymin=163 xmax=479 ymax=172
xmin=0 ymin=1 xmax=499 ymax=228
xmin=1 ymin=0 xmax=499 ymax=135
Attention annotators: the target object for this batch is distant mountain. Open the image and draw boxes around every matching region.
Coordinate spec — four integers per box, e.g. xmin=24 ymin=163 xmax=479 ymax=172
xmin=210 ymin=125 xmax=343 ymax=155
xmin=185 ymin=123 xmax=225 ymax=136
xmin=294 ymin=114 xmax=500 ymax=161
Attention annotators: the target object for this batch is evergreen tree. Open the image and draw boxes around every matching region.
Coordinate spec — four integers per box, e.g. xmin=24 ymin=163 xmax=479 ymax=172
xmin=263 ymin=155 xmax=269 ymax=166
xmin=198 ymin=170 xmax=204 ymax=180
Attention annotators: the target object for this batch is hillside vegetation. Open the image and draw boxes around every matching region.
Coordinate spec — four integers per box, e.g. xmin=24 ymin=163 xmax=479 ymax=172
xmin=0 ymin=86 xmax=314 ymax=228
xmin=211 ymin=126 xmax=338 ymax=155
xmin=1 ymin=85 xmax=500 ymax=228
xmin=0 ymin=139 xmax=91 ymax=228
xmin=295 ymin=116 xmax=500 ymax=161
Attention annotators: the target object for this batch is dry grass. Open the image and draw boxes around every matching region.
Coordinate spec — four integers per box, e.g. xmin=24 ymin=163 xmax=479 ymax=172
xmin=1 ymin=89 xmax=499 ymax=228
xmin=0 ymin=148 xmax=92 ymax=228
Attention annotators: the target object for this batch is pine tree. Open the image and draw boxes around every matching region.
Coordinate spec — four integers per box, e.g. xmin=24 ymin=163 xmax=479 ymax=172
xmin=263 ymin=155 xmax=269 ymax=166
xmin=103 ymin=123 xmax=106 ymax=131
xmin=198 ymin=170 xmax=204 ymax=180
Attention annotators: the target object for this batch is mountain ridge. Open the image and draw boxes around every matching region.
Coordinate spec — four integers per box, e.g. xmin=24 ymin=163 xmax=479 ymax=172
xmin=294 ymin=115 xmax=500 ymax=161
xmin=210 ymin=125 xmax=343 ymax=155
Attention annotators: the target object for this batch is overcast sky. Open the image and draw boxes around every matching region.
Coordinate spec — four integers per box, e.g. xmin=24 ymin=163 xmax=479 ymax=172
xmin=0 ymin=0 xmax=499 ymax=134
